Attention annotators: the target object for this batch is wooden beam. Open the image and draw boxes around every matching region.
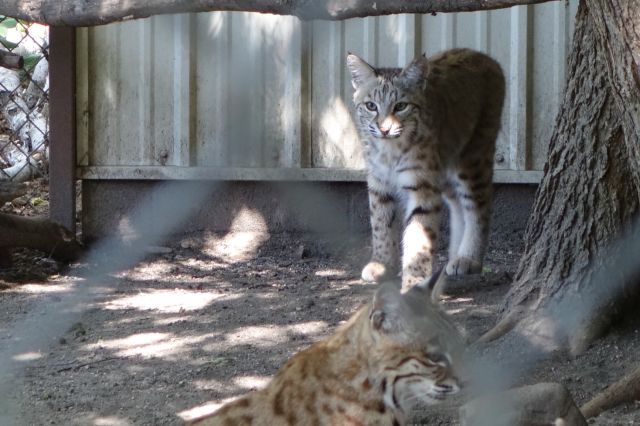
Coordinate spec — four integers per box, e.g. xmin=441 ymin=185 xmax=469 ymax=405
xmin=48 ymin=27 xmax=77 ymax=232
xmin=2 ymin=0 xmax=557 ymax=27
xmin=77 ymin=165 xmax=543 ymax=183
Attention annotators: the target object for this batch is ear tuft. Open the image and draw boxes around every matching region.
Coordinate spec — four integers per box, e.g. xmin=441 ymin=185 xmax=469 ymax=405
xmin=425 ymin=268 xmax=444 ymax=291
xmin=413 ymin=268 xmax=445 ymax=304
xmin=400 ymin=56 xmax=429 ymax=86
xmin=346 ymin=53 xmax=377 ymax=89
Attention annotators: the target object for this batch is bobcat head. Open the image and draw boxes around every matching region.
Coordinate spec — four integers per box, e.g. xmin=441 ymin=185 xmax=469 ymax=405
xmin=368 ymin=271 xmax=465 ymax=412
xmin=347 ymin=53 xmax=429 ymax=140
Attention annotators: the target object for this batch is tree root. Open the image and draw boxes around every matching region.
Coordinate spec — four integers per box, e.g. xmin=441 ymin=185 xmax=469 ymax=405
xmin=581 ymin=365 xmax=640 ymax=419
xmin=476 ymin=305 xmax=529 ymax=344
xmin=0 ymin=181 xmax=27 ymax=204
xmin=0 ymin=212 xmax=82 ymax=263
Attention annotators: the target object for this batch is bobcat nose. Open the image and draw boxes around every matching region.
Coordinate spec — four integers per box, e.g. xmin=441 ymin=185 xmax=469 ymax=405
xmin=379 ymin=120 xmax=392 ymax=136
xmin=378 ymin=116 xmax=395 ymax=137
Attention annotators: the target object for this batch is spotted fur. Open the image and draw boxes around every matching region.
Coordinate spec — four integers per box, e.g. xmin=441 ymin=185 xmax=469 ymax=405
xmin=188 ymin=273 xmax=464 ymax=426
xmin=347 ymin=48 xmax=505 ymax=290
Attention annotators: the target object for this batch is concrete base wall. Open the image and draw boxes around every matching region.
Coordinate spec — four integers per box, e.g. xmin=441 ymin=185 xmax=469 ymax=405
xmin=81 ymin=180 xmax=536 ymax=251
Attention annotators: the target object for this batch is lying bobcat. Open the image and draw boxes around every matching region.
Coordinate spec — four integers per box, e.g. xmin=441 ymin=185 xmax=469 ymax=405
xmin=347 ymin=49 xmax=505 ymax=290
xmin=188 ymin=272 xmax=464 ymax=425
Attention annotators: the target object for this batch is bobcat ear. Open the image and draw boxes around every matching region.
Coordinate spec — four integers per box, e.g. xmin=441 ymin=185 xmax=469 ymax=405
xmin=412 ymin=268 xmax=445 ymax=304
xmin=370 ymin=282 xmax=402 ymax=332
xmin=370 ymin=309 xmax=386 ymax=331
xmin=400 ymin=55 xmax=429 ymax=87
xmin=347 ymin=53 xmax=377 ymax=89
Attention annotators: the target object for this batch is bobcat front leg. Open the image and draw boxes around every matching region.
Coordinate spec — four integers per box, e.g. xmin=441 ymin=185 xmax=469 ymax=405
xmin=362 ymin=187 xmax=399 ymax=283
xmin=401 ymin=180 xmax=442 ymax=291
xmin=446 ymin=163 xmax=493 ymax=275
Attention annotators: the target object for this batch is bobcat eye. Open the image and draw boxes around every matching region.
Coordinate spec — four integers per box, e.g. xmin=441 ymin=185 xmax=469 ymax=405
xmin=429 ymin=352 xmax=450 ymax=366
xmin=394 ymin=102 xmax=408 ymax=112
xmin=364 ymin=101 xmax=378 ymax=112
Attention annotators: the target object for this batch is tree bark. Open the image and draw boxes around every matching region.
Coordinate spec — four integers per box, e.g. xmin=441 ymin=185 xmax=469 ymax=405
xmin=1 ymin=0 xmax=555 ymax=26
xmin=501 ymin=0 xmax=640 ymax=352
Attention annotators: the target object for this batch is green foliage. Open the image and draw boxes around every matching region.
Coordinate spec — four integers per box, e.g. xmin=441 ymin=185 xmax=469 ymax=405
xmin=22 ymin=53 xmax=42 ymax=74
xmin=30 ymin=197 xmax=46 ymax=206
xmin=0 ymin=17 xmax=23 ymax=50
xmin=0 ymin=16 xmax=45 ymax=75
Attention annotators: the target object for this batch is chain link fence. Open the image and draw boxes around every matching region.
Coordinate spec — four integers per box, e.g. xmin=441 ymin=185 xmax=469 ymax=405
xmin=0 ymin=16 xmax=49 ymax=216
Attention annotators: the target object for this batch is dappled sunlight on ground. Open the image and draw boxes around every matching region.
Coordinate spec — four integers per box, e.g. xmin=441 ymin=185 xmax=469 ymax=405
xmin=177 ymin=256 xmax=229 ymax=271
xmin=120 ymin=257 xmax=228 ymax=282
xmin=102 ymin=289 xmax=230 ymax=313
xmin=12 ymin=351 xmax=43 ymax=362
xmin=233 ymin=375 xmax=271 ymax=391
xmin=10 ymin=282 xmax=75 ymax=294
xmin=91 ymin=415 xmax=132 ymax=426
xmin=85 ymin=332 xmax=214 ymax=359
xmin=201 ymin=320 xmax=328 ymax=351
xmin=287 ymin=321 xmax=328 ymax=336
xmin=176 ymin=375 xmax=271 ymax=421
xmin=178 ymin=395 xmax=241 ymax=423
xmin=202 ymin=208 xmax=269 ymax=263
xmin=204 ymin=230 xmax=269 ymax=263
xmin=119 ymin=260 xmax=176 ymax=282
xmin=314 ymin=267 xmax=349 ymax=278
xmin=222 ymin=325 xmax=290 ymax=347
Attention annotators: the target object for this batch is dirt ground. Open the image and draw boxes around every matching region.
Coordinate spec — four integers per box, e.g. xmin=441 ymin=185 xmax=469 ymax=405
xmin=1 ymin=226 xmax=640 ymax=425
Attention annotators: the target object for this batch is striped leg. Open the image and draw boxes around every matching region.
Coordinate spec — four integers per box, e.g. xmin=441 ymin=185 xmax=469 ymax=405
xmin=362 ymin=187 xmax=399 ymax=282
xmin=400 ymin=181 xmax=443 ymax=291
xmin=443 ymin=188 xmax=465 ymax=263
xmin=446 ymin=165 xmax=493 ymax=275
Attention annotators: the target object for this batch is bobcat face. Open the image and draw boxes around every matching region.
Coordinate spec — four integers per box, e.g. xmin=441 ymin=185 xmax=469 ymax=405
xmin=380 ymin=348 xmax=461 ymax=413
xmin=347 ymin=54 xmax=427 ymax=141
xmin=358 ymin=89 xmax=416 ymax=139
xmin=395 ymin=355 xmax=460 ymax=411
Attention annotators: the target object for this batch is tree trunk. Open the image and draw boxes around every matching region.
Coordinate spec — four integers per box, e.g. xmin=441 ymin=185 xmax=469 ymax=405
xmin=501 ymin=0 xmax=640 ymax=352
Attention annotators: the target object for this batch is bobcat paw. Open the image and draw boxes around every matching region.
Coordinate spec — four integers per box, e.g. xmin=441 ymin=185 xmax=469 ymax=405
xmin=446 ymin=257 xmax=482 ymax=276
xmin=361 ymin=261 xmax=388 ymax=282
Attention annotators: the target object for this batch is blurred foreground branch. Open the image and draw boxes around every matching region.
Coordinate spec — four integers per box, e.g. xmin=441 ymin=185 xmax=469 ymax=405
xmin=2 ymin=0 xmax=555 ymax=26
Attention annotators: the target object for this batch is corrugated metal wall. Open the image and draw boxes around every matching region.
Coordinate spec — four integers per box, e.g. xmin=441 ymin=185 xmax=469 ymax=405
xmin=77 ymin=2 xmax=579 ymax=183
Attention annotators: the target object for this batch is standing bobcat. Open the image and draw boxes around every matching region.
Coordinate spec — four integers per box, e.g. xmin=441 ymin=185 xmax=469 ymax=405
xmin=347 ymin=48 xmax=505 ymax=290
xmin=187 ymin=272 xmax=464 ymax=426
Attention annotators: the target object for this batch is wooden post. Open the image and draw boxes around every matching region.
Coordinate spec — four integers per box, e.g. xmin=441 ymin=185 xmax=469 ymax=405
xmin=49 ymin=27 xmax=77 ymax=233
